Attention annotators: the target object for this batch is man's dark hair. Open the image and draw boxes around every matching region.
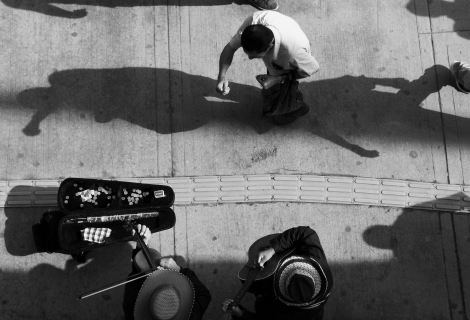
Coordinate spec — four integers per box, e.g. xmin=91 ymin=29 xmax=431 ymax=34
xmin=241 ymin=25 xmax=274 ymax=53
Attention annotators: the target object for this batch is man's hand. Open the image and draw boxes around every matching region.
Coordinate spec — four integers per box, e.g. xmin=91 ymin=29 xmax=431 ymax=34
xmin=132 ymin=224 xmax=151 ymax=246
xmin=256 ymin=74 xmax=283 ymax=89
xmin=221 ymin=299 xmax=243 ymax=317
xmin=216 ymin=76 xmax=230 ymax=95
xmin=257 ymin=247 xmax=275 ymax=267
xmin=160 ymin=257 xmax=181 ymax=272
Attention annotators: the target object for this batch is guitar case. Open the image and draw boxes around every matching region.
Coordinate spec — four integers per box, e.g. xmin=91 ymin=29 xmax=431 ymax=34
xmin=32 ymin=178 xmax=176 ymax=260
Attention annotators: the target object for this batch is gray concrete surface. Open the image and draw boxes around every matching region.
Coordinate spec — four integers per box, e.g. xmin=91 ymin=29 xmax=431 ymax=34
xmin=1 ymin=0 xmax=470 ymax=319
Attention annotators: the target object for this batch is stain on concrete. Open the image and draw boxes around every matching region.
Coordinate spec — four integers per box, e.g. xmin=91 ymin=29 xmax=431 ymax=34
xmin=345 ymin=226 xmax=351 ymax=232
xmin=356 ymin=161 xmax=362 ymax=166
xmin=79 ymin=162 xmax=84 ymax=167
xmin=212 ymin=236 xmax=217 ymax=241
xmin=71 ymin=32 xmax=78 ymax=37
xmin=80 ymin=113 xmax=85 ymax=119
xmin=17 ymin=153 xmax=24 ymax=159
xmin=450 ymin=302 xmax=458 ymax=309
xmin=340 ymin=290 xmax=347 ymax=297
xmin=378 ymin=67 xmax=386 ymax=72
xmin=101 ymin=294 xmax=111 ymax=301
xmin=33 ymin=161 xmax=40 ymax=167
xmin=212 ymin=268 xmax=218 ymax=275
xmin=409 ymin=151 xmax=418 ymax=158
xmin=373 ymin=48 xmax=379 ymax=52
xmin=251 ymin=147 xmax=277 ymax=163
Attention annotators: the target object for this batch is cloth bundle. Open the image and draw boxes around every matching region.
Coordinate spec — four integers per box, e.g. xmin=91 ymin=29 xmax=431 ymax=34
xmin=263 ymin=72 xmax=307 ymax=116
xmin=80 ymin=227 xmax=112 ymax=243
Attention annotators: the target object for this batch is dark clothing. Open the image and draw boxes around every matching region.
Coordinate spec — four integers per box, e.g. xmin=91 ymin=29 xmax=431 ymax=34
xmin=262 ymin=72 xmax=307 ymax=117
xmin=234 ymin=226 xmax=333 ymax=320
xmin=123 ymin=249 xmax=212 ymax=320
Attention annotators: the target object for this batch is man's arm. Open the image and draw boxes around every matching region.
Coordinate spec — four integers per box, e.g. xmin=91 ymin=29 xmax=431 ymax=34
xmin=269 ymin=226 xmax=326 ymax=259
xmin=216 ymin=44 xmax=238 ymax=95
xmin=292 ymin=49 xmax=320 ymax=79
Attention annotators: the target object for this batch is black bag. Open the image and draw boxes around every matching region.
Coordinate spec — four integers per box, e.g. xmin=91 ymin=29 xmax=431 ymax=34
xmin=32 ymin=178 xmax=176 ymax=260
xmin=262 ymin=72 xmax=306 ymax=116
xmin=32 ymin=210 xmax=67 ymax=254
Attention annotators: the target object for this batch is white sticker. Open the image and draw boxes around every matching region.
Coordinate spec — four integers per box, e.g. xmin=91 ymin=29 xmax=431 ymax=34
xmin=154 ymin=190 xmax=165 ymax=198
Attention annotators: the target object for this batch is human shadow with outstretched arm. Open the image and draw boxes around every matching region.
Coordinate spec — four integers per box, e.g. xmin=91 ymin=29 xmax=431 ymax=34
xmin=15 ymin=67 xmax=381 ymax=157
xmin=15 ymin=65 xmax=459 ymax=158
xmin=1 ymin=0 xmax=248 ymax=19
xmin=298 ymin=64 xmax=460 ymax=156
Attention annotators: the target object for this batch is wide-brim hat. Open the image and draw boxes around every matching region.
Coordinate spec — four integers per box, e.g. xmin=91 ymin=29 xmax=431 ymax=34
xmin=134 ymin=269 xmax=195 ymax=320
xmin=274 ymin=255 xmax=327 ymax=308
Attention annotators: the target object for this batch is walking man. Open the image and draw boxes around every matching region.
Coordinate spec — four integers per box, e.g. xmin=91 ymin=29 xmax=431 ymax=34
xmin=216 ymin=11 xmax=319 ymax=125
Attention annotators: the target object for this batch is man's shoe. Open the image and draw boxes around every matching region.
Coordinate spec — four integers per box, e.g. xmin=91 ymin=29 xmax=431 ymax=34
xmin=247 ymin=0 xmax=279 ymax=10
xmin=450 ymin=61 xmax=470 ymax=94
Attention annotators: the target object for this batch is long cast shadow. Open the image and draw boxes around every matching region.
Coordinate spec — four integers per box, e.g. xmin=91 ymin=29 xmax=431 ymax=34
xmin=1 ymin=0 xmax=248 ymax=19
xmin=12 ymin=65 xmax=464 ymax=158
xmin=14 ymin=67 xmax=381 ymax=157
xmin=300 ymin=64 xmax=465 ymax=156
xmin=406 ymin=0 xmax=470 ymax=40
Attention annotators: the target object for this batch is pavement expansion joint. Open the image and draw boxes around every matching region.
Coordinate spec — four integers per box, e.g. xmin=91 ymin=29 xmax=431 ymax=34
xmin=1 ymin=175 xmax=470 ymax=212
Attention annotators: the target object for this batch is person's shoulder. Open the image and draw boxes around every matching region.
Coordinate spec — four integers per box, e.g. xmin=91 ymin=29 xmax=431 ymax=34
xmin=254 ymin=10 xmax=286 ymax=20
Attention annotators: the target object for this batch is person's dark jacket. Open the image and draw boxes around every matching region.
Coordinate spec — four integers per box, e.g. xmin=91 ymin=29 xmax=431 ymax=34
xmin=123 ymin=249 xmax=212 ymax=320
xmin=234 ymin=226 xmax=333 ymax=320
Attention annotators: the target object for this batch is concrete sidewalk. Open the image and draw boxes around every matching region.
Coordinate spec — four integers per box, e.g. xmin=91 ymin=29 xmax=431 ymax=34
xmin=0 ymin=0 xmax=469 ymax=319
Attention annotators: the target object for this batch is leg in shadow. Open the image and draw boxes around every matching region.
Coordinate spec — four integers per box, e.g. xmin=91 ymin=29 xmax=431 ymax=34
xmin=17 ymin=87 xmax=58 ymax=136
xmin=307 ymin=116 xmax=380 ymax=158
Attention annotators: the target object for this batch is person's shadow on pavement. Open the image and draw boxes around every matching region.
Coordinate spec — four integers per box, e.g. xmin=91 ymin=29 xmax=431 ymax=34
xmin=406 ymin=0 xmax=470 ymax=40
xmin=327 ymin=206 xmax=461 ymax=319
xmin=0 ymin=0 xmax=248 ymax=19
xmin=13 ymin=65 xmax=457 ymax=158
xmin=299 ymin=64 xmax=457 ymax=158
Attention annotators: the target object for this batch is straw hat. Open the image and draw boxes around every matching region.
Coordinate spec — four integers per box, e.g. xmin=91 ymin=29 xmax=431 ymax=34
xmin=134 ymin=269 xmax=195 ymax=320
xmin=274 ymin=255 xmax=326 ymax=308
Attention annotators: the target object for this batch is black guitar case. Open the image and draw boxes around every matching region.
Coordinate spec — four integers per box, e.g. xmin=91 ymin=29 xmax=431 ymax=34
xmin=32 ymin=178 xmax=176 ymax=260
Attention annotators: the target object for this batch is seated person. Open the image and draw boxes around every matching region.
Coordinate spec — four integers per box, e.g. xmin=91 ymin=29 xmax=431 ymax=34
xmin=222 ymin=226 xmax=333 ymax=320
xmin=122 ymin=224 xmax=212 ymax=320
